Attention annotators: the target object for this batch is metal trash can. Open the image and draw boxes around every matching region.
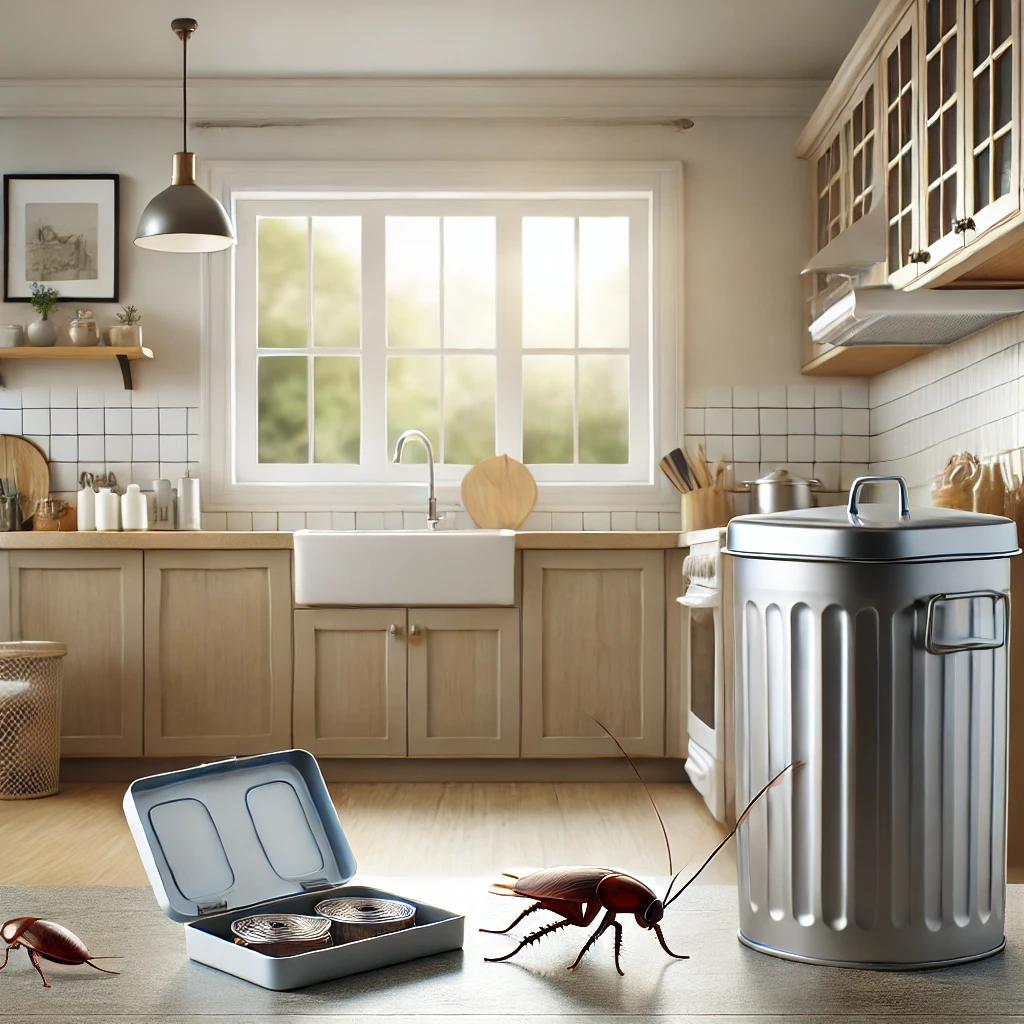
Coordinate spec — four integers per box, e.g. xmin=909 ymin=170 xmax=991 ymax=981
xmin=0 ymin=641 xmax=67 ymax=800
xmin=724 ymin=476 xmax=1018 ymax=968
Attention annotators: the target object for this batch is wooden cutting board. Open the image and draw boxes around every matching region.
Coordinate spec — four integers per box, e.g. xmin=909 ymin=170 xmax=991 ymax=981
xmin=461 ymin=455 xmax=537 ymax=530
xmin=0 ymin=434 xmax=50 ymax=524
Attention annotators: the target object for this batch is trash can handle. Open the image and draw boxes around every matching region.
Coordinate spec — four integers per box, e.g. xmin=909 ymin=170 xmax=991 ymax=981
xmin=848 ymin=475 xmax=910 ymax=523
xmin=923 ymin=590 xmax=1009 ymax=655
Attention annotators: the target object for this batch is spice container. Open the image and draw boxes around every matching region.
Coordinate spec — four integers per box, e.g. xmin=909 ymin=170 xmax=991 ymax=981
xmin=124 ymin=750 xmax=464 ymax=990
xmin=69 ymin=309 xmax=100 ymax=347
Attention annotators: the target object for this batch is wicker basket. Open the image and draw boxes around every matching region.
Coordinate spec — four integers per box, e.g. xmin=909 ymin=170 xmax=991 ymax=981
xmin=0 ymin=641 xmax=67 ymax=800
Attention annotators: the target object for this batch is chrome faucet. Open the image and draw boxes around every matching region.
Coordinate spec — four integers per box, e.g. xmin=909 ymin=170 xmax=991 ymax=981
xmin=392 ymin=429 xmax=443 ymax=531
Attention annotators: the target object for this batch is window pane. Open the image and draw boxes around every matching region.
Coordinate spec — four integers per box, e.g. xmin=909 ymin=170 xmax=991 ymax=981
xmin=387 ymin=356 xmax=439 ymax=462
xmin=444 ymin=217 xmax=496 ymax=349
xmin=387 ymin=217 xmax=440 ymax=349
xmin=579 ymin=355 xmax=628 ymax=464
xmin=522 ymin=217 xmax=575 ymax=348
xmin=523 ymin=355 xmax=574 ymax=463
xmin=313 ymin=357 xmax=360 ymax=464
xmin=444 ymin=356 xmax=495 ymax=465
xmin=312 ymin=218 xmax=361 ymax=348
xmin=578 ymin=217 xmax=629 ymax=349
xmin=258 ymin=356 xmax=308 ymax=463
xmin=258 ymin=218 xmax=307 ymax=349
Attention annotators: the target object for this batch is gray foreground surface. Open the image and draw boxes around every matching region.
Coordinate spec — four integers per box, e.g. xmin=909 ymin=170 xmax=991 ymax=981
xmin=0 ymin=879 xmax=1022 ymax=1021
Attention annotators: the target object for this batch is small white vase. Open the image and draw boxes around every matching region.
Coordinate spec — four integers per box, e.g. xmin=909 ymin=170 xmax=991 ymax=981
xmin=27 ymin=317 xmax=58 ymax=347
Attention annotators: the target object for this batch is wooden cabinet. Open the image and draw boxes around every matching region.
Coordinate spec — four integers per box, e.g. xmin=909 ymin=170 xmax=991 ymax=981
xmin=521 ymin=550 xmax=665 ymax=757
xmin=407 ymin=607 xmax=520 ymax=756
xmin=664 ymin=549 xmax=688 ymax=760
xmin=293 ymin=608 xmax=408 ymax=756
xmin=7 ymin=550 xmax=143 ymax=756
xmin=143 ymin=550 xmax=292 ymax=756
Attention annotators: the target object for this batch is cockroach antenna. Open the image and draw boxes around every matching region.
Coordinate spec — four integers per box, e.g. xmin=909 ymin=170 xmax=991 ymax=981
xmin=661 ymin=761 xmax=804 ymax=908
xmin=589 ymin=715 xmax=675 ymax=874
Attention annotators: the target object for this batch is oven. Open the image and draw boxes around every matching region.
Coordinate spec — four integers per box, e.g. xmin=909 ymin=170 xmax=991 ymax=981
xmin=677 ymin=532 xmax=734 ymax=824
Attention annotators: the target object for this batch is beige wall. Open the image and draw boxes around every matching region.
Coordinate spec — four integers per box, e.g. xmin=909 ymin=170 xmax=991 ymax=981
xmin=0 ymin=114 xmax=811 ymax=400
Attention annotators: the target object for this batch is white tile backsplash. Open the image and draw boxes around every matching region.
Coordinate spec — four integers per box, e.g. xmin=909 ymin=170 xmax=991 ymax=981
xmin=50 ymin=408 xmax=78 ymax=434
xmin=0 ymin=410 xmax=21 ymax=434
xmin=132 ymin=408 xmax=159 ymax=434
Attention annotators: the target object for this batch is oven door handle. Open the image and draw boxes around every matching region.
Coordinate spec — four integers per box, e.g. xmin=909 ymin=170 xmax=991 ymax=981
xmin=923 ymin=590 xmax=1009 ymax=655
xmin=677 ymin=592 xmax=720 ymax=610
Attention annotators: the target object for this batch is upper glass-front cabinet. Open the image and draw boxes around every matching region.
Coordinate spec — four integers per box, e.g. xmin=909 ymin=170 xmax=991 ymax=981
xmin=964 ymin=0 xmax=1020 ymax=234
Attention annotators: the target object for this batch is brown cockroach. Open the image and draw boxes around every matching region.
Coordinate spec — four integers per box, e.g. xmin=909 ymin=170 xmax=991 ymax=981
xmin=483 ymin=721 xmax=802 ymax=975
xmin=0 ymin=917 xmax=122 ymax=988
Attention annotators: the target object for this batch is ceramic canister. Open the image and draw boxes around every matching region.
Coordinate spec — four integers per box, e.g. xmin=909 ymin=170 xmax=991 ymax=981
xmin=121 ymin=484 xmax=148 ymax=531
xmin=0 ymin=326 xmax=23 ymax=348
xmin=94 ymin=487 xmax=120 ymax=531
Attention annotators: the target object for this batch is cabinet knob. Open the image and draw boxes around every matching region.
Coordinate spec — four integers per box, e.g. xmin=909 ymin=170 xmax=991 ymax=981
xmin=409 ymin=624 xmax=424 ymax=643
xmin=908 ymin=249 xmax=932 ymax=264
xmin=388 ymin=623 xmax=401 ymax=636
xmin=954 ymin=217 xmax=976 ymax=234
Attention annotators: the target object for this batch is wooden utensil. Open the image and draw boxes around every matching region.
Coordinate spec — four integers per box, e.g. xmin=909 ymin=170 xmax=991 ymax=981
xmin=667 ymin=448 xmax=695 ymax=492
xmin=0 ymin=435 xmax=49 ymax=525
xmin=461 ymin=454 xmax=538 ymax=529
xmin=659 ymin=455 xmax=688 ymax=494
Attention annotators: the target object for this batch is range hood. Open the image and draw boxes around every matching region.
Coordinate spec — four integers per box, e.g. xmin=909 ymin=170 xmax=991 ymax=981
xmin=808 ymin=286 xmax=1024 ymax=347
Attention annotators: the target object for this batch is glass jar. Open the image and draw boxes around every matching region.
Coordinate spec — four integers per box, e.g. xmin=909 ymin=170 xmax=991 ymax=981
xmin=69 ymin=309 xmax=99 ymax=347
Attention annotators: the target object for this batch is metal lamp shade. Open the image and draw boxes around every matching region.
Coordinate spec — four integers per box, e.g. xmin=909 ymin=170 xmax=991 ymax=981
xmin=134 ymin=182 xmax=235 ymax=253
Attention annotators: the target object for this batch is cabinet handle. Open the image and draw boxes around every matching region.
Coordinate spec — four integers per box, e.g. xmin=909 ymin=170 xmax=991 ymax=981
xmin=908 ymin=249 xmax=932 ymax=264
xmin=388 ymin=623 xmax=401 ymax=637
xmin=409 ymin=624 xmax=424 ymax=644
xmin=954 ymin=217 xmax=976 ymax=234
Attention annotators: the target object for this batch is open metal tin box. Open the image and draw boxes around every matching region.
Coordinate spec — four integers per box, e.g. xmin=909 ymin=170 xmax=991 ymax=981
xmin=123 ymin=749 xmax=464 ymax=990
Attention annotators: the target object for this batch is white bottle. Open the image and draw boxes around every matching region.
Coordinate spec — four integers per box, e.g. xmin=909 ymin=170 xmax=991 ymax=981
xmin=95 ymin=487 xmax=120 ymax=532
xmin=121 ymin=484 xmax=148 ymax=531
xmin=77 ymin=484 xmax=96 ymax=531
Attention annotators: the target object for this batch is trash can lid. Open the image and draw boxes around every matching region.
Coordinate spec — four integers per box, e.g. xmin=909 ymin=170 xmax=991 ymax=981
xmin=0 ymin=642 xmax=67 ymax=657
xmin=726 ymin=475 xmax=1020 ymax=563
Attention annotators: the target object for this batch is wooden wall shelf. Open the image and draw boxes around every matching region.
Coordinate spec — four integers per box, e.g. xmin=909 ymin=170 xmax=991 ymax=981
xmin=0 ymin=346 xmax=153 ymax=389
xmin=801 ymin=343 xmax=941 ymax=377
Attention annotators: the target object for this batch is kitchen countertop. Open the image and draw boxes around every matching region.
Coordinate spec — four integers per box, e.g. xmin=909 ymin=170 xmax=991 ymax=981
xmin=0 ymin=530 xmax=689 ymax=550
xmin=0 ymin=881 xmax=1019 ymax=1021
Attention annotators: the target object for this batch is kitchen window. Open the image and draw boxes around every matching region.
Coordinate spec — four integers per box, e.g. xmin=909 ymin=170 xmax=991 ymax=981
xmin=203 ymin=163 xmax=681 ymax=511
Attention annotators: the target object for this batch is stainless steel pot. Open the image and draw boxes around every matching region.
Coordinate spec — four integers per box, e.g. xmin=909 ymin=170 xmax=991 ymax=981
xmin=724 ymin=475 xmax=1020 ymax=969
xmin=740 ymin=468 xmax=820 ymax=514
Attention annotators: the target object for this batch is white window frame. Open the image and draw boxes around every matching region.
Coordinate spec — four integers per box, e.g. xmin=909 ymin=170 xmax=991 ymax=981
xmin=201 ymin=161 xmax=683 ymax=513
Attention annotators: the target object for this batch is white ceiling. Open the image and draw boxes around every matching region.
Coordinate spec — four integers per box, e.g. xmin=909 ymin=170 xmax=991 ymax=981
xmin=0 ymin=0 xmax=877 ymax=80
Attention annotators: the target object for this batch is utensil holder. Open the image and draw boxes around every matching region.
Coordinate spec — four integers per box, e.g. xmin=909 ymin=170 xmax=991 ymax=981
xmin=680 ymin=487 xmax=733 ymax=533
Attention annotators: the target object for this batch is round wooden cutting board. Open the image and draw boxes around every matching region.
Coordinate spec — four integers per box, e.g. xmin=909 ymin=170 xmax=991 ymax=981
xmin=461 ymin=454 xmax=537 ymax=530
xmin=0 ymin=434 xmax=50 ymax=524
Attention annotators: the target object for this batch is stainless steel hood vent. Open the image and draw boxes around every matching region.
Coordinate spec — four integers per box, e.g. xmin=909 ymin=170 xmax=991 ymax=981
xmin=809 ymin=286 xmax=1024 ymax=347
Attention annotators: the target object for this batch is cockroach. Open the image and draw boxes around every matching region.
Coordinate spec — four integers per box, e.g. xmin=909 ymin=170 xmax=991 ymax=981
xmin=0 ymin=917 xmax=122 ymax=988
xmin=483 ymin=720 xmax=802 ymax=975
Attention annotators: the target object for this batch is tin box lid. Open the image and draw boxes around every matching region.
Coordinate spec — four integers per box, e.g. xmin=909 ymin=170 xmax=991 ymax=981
xmin=726 ymin=475 xmax=1020 ymax=562
xmin=123 ymin=749 xmax=357 ymax=923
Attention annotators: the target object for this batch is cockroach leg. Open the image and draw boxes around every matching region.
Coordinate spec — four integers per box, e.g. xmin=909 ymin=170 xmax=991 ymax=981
xmin=0 ymin=944 xmax=11 ymax=972
xmin=652 ymin=923 xmax=689 ymax=960
xmin=479 ymin=901 xmax=542 ymax=935
xmin=567 ymin=910 xmax=617 ymax=972
xmin=610 ymin=919 xmax=624 ymax=976
xmin=484 ymin=918 xmax=572 ymax=963
xmin=27 ymin=949 xmax=51 ymax=988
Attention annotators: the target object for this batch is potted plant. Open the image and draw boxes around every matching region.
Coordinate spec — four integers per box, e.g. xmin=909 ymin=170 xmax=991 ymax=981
xmin=27 ymin=283 xmax=60 ymax=347
xmin=109 ymin=304 xmax=142 ymax=347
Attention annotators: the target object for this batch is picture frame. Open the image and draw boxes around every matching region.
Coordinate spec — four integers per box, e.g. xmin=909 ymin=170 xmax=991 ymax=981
xmin=3 ymin=173 xmax=120 ymax=303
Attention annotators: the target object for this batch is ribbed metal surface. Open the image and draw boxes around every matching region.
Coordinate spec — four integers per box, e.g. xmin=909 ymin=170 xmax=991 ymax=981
xmin=733 ymin=556 xmax=1008 ymax=967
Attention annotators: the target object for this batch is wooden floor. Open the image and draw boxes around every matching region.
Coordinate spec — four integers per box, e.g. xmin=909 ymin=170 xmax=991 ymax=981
xmin=0 ymin=781 xmax=735 ymax=887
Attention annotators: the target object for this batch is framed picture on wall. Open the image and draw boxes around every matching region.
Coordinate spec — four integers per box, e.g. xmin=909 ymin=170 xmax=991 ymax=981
xmin=3 ymin=173 xmax=120 ymax=302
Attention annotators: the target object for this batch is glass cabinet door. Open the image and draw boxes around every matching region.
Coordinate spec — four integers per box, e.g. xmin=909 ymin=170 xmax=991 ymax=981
xmin=921 ymin=0 xmax=967 ymax=267
xmin=815 ymin=131 xmax=844 ymax=252
xmin=884 ymin=12 xmax=922 ymax=286
xmin=964 ymin=0 xmax=1020 ymax=236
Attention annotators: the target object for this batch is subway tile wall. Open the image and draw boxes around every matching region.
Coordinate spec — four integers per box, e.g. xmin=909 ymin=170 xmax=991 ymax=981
xmin=0 ymin=380 xmax=877 ymax=532
xmin=868 ymin=311 xmax=1024 ymax=504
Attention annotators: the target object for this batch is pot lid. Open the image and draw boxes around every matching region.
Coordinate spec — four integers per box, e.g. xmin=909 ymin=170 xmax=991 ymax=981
xmin=123 ymin=749 xmax=356 ymax=923
xmin=753 ymin=468 xmax=812 ymax=487
xmin=726 ymin=475 xmax=1019 ymax=562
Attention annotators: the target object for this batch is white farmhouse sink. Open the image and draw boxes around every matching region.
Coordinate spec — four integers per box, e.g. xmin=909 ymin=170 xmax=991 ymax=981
xmin=293 ymin=529 xmax=516 ymax=606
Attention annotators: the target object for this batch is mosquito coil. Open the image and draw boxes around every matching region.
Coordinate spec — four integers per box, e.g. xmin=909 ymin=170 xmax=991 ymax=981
xmin=230 ymin=913 xmax=333 ymax=957
xmin=314 ymin=896 xmax=416 ymax=944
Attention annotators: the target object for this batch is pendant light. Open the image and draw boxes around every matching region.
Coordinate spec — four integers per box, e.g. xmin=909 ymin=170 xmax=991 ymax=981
xmin=134 ymin=18 xmax=235 ymax=253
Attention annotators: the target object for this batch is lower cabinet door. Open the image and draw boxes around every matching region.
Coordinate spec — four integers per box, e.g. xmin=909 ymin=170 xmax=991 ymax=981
xmin=406 ymin=607 xmax=520 ymax=756
xmin=143 ymin=550 xmax=293 ymax=756
xmin=293 ymin=608 xmax=408 ymax=756
xmin=9 ymin=550 xmax=144 ymax=756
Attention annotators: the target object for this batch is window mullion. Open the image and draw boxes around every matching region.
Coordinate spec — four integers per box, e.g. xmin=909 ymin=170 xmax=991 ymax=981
xmin=438 ymin=217 xmax=446 ymax=464
xmin=572 ymin=216 xmax=580 ymax=466
xmin=361 ymin=211 xmax=387 ymax=477
xmin=306 ymin=218 xmax=315 ymax=466
xmin=495 ymin=213 xmax=522 ymax=460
